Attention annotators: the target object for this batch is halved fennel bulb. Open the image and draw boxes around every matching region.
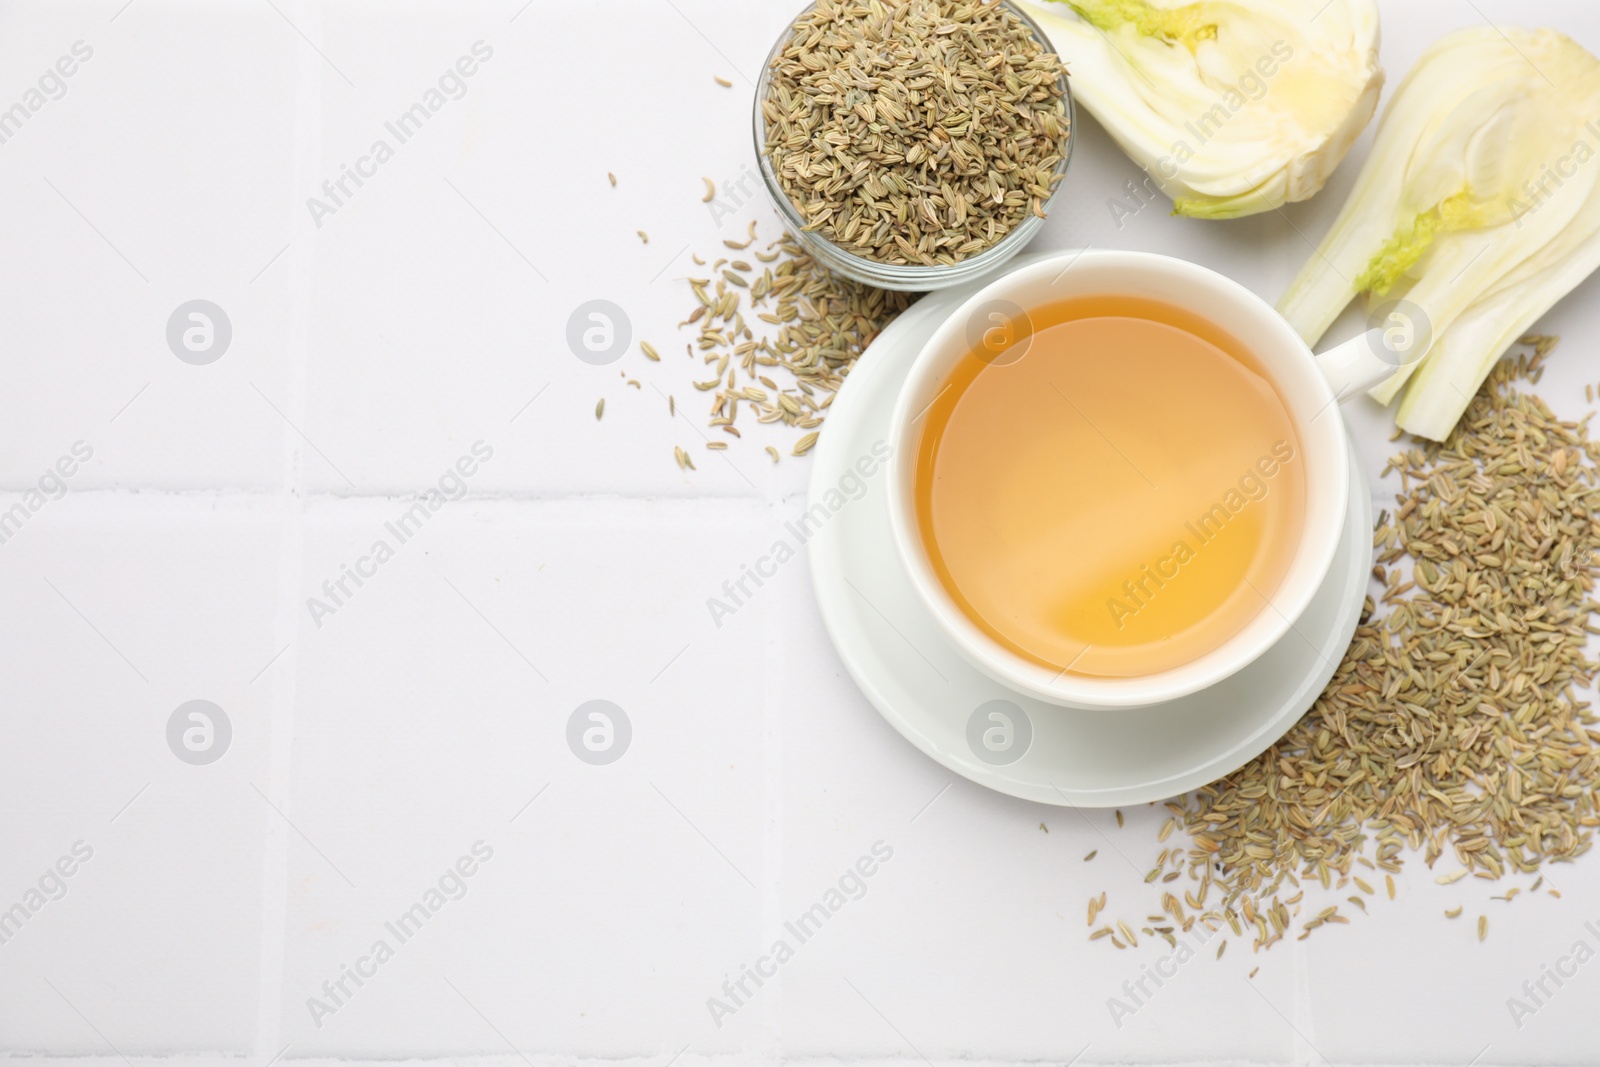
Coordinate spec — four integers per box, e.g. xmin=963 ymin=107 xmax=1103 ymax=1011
xmin=1278 ymin=26 xmax=1600 ymax=440
xmin=1021 ymin=0 xmax=1383 ymax=217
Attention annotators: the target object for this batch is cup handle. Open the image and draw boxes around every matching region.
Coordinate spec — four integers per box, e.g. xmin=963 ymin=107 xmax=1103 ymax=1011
xmin=1314 ymin=329 xmax=1397 ymax=403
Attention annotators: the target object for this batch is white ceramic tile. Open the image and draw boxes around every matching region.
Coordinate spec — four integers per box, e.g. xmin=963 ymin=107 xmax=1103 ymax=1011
xmin=0 ymin=3 xmax=299 ymax=492
xmin=290 ymin=0 xmax=812 ymax=498
xmin=276 ymin=500 xmax=770 ymax=1055
xmin=0 ymin=502 xmax=281 ymax=1051
xmin=0 ymin=0 xmax=1597 ymax=1061
xmin=1303 ymin=870 xmax=1600 ymax=1064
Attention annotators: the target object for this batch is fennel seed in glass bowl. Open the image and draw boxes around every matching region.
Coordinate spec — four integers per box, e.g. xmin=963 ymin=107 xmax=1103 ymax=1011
xmin=754 ymin=0 xmax=1074 ymax=292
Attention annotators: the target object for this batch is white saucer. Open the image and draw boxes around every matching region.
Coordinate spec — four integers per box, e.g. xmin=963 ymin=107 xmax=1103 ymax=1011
xmin=807 ymin=267 xmax=1373 ymax=807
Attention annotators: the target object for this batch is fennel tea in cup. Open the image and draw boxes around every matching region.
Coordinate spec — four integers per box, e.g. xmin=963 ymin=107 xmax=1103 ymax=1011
xmin=912 ymin=292 xmax=1307 ymax=680
xmin=884 ymin=251 xmax=1396 ymax=710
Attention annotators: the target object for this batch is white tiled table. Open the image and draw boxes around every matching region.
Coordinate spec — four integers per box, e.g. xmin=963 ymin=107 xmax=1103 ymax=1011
xmin=2 ymin=1 xmax=1599 ymax=1063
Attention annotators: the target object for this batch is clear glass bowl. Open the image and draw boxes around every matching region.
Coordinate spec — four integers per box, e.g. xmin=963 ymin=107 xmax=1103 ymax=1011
xmin=753 ymin=0 xmax=1075 ymax=293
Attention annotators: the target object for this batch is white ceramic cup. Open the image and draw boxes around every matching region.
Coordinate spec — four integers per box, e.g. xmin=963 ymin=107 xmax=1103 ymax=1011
xmin=885 ymin=250 xmax=1403 ymax=710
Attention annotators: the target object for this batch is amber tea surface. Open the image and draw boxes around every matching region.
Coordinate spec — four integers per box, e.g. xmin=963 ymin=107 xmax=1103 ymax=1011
xmin=914 ymin=294 xmax=1306 ymax=677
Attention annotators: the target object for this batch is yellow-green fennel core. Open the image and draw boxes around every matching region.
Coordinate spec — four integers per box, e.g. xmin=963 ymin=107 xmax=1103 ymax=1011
xmin=1064 ymin=0 xmax=1219 ymax=49
xmin=1355 ymin=190 xmax=1485 ymax=296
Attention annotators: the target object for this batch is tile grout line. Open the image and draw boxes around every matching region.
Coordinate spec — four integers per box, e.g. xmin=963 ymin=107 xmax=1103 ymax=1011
xmin=0 ymin=487 xmax=798 ymax=506
xmin=252 ymin=0 xmax=324 ymax=1054
xmin=1291 ymin=934 xmax=1316 ymax=1067
xmin=255 ymin=511 xmax=308 ymax=1056
xmin=761 ymin=396 xmax=796 ymax=1063
xmin=757 ymin=531 xmax=788 ymax=1061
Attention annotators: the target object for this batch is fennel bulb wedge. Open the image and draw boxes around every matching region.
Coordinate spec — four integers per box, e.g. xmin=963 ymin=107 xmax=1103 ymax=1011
xmin=1021 ymin=0 xmax=1383 ymax=218
xmin=1278 ymin=26 xmax=1600 ymax=440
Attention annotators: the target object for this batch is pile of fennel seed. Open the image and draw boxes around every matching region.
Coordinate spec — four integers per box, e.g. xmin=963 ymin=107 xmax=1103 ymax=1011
xmin=1089 ymin=338 xmax=1600 ymax=955
xmin=655 ymin=222 xmax=916 ymax=463
xmin=761 ymin=0 xmax=1069 ymax=265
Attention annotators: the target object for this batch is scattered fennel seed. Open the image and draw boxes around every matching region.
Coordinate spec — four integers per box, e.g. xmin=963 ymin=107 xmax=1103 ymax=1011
xmin=1091 ymin=348 xmax=1600 ymax=954
xmin=675 ymin=225 xmax=914 ymax=456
